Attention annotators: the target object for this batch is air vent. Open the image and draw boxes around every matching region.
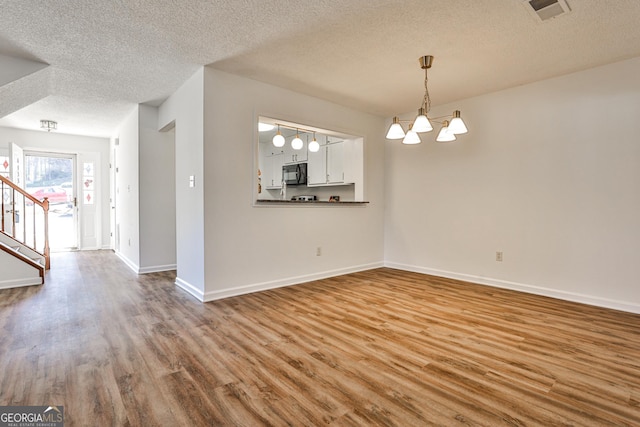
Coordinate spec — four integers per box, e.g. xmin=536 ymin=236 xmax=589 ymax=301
xmin=523 ymin=0 xmax=571 ymax=22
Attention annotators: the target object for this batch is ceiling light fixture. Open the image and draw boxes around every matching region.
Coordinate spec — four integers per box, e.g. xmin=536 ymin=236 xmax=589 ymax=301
xmin=436 ymin=120 xmax=456 ymax=142
xmin=308 ymin=132 xmax=320 ymax=152
xmin=270 ymin=123 xmax=320 ymax=150
xmin=291 ymin=130 xmax=303 ymax=150
xmin=386 ymin=55 xmax=468 ymax=144
xmin=40 ymin=120 xmax=57 ymax=132
xmin=272 ymin=125 xmax=285 ymax=147
xmin=402 ymin=124 xmax=421 ymax=145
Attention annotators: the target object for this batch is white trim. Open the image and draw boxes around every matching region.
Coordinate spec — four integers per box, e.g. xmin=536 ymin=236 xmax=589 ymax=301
xmin=0 ymin=277 xmax=42 ymax=289
xmin=115 ymin=251 xmax=176 ymax=275
xmin=115 ymin=251 xmax=140 ymax=274
xmin=175 ymin=277 xmax=204 ymax=301
xmin=139 ymin=264 xmax=177 ymax=274
xmin=384 ymin=262 xmax=640 ymax=315
xmin=203 ymin=262 xmax=383 ymax=302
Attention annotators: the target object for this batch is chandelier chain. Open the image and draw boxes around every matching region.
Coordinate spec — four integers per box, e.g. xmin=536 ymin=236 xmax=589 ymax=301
xmin=423 ymin=68 xmax=431 ymax=114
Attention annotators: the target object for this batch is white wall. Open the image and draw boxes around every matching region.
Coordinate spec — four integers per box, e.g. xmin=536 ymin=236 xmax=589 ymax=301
xmin=201 ymin=68 xmax=386 ymax=301
xmin=158 ymin=68 xmax=205 ymax=298
xmin=114 ymin=107 xmax=140 ymax=268
xmin=0 ymin=127 xmax=110 ymax=249
xmin=114 ymin=105 xmax=177 ymax=273
xmin=384 ymin=57 xmax=640 ymax=313
xmin=139 ymin=105 xmax=176 ymax=272
xmin=0 ymin=251 xmax=41 ymax=289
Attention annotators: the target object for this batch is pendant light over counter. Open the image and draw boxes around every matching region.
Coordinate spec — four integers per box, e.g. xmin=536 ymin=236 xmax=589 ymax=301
xmin=272 ymin=125 xmax=285 ymax=147
xmin=308 ymin=133 xmax=320 ymax=152
xmin=259 ymin=122 xmax=323 ymax=152
xmin=291 ymin=130 xmax=304 ymax=150
xmin=386 ymin=55 xmax=468 ymax=144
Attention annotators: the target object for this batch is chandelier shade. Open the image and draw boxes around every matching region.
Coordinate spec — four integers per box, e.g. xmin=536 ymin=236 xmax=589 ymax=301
xmin=448 ymin=110 xmax=468 ymax=134
xmin=412 ymin=108 xmax=433 ymax=133
xmin=436 ymin=120 xmax=456 ymax=142
xmin=402 ymin=125 xmax=421 ymax=145
xmin=386 ymin=117 xmax=406 ymax=139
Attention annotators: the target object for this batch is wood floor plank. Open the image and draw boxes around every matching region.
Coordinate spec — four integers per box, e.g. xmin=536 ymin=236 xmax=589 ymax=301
xmin=1 ymin=252 xmax=639 ymax=426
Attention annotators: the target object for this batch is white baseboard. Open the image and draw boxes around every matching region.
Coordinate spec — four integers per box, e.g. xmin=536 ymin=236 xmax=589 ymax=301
xmin=114 ymin=251 xmax=176 ymax=275
xmin=139 ymin=264 xmax=177 ymax=274
xmin=175 ymin=277 xmax=204 ymax=301
xmin=0 ymin=277 xmax=42 ymax=290
xmin=384 ymin=261 xmax=640 ymax=315
xmin=203 ymin=262 xmax=384 ymax=302
xmin=115 ymin=251 xmax=140 ymax=274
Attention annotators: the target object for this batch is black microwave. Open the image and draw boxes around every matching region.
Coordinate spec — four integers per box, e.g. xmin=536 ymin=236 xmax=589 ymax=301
xmin=283 ymin=163 xmax=307 ymax=186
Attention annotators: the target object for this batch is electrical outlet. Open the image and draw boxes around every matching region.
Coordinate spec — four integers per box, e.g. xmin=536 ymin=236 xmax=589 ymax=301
xmin=496 ymin=251 xmax=503 ymax=262
xmin=316 ymin=247 xmax=322 ymax=256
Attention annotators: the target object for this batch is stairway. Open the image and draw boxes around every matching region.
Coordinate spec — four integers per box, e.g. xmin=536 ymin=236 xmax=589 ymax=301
xmin=0 ymin=231 xmax=45 ymax=287
xmin=1 ymin=174 xmax=50 ymax=288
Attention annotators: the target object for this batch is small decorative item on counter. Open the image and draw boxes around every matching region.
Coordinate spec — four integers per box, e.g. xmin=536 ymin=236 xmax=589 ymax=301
xmin=329 ymin=195 xmax=340 ymax=202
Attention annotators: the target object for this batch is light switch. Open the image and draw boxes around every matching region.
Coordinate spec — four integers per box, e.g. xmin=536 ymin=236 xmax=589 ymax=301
xmin=189 ymin=175 xmax=195 ymax=188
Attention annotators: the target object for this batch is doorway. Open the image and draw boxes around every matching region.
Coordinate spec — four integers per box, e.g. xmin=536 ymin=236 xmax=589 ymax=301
xmin=24 ymin=152 xmax=78 ymax=250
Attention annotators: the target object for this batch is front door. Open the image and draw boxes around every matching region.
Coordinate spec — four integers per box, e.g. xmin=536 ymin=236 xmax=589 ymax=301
xmin=24 ymin=152 xmax=78 ymax=250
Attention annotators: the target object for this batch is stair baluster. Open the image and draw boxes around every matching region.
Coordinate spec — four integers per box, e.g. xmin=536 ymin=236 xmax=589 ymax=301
xmin=0 ymin=175 xmax=50 ymax=270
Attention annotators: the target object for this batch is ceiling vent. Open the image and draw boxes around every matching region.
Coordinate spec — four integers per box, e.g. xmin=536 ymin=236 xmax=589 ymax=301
xmin=523 ymin=0 xmax=571 ymax=22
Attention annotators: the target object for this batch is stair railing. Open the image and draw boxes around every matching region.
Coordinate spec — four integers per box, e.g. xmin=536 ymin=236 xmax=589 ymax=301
xmin=0 ymin=175 xmax=50 ymax=269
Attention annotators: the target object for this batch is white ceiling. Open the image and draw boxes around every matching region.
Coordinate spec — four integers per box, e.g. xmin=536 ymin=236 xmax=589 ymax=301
xmin=1 ymin=0 xmax=640 ymax=138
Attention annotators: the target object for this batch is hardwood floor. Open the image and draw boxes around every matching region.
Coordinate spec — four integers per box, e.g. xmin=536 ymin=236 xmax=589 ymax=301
xmin=1 ymin=251 xmax=639 ymax=426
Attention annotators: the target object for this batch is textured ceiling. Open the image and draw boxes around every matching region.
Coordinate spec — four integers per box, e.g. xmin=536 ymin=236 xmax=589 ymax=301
xmin=1 ymin=0 xmax=640 ymax=138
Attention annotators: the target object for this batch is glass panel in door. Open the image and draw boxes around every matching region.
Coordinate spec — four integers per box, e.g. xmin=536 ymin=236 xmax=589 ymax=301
xmin=24 ymin=153 xmax=78 ymax=250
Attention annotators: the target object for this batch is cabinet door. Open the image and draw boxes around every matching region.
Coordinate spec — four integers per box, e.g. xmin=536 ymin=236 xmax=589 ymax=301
xmin=283 ymin=136 xmax=308 ymax=164
xmin=265 ymin=153 xmax=284 ymax=189
xmin=327 ymin=142 xmax=344 ymax=184
xmin=307 ymin=135 xmax=327 ymax=185
xmin=307 ymin=142 xmax=327 ymax=185
xmin=295 ymin=139 xmax=308 ymax=162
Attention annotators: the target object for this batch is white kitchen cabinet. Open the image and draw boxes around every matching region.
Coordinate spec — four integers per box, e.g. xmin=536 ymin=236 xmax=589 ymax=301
xmin=283 ymin=136 xmax=308 ymax=164
xmin=307 ymin=135 xmax=327 ymax=185
xmin=263 ymin=153 xmax=284 ymax=189
xmin=327 ymin=142 xmax=344 ymax=184
xmin=308 ymin=137 xmax=354 ymax=186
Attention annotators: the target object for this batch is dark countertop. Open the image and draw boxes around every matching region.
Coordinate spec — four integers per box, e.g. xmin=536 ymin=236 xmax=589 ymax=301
xmin=256 ymin=199 xmax=369 ymax=205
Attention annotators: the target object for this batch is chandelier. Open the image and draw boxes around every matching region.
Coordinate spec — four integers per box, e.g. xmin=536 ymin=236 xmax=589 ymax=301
xmin=40 ymin=120 xmax=57 ymax=132
xmin=386 ymin=55 xmax=468 ymax=144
